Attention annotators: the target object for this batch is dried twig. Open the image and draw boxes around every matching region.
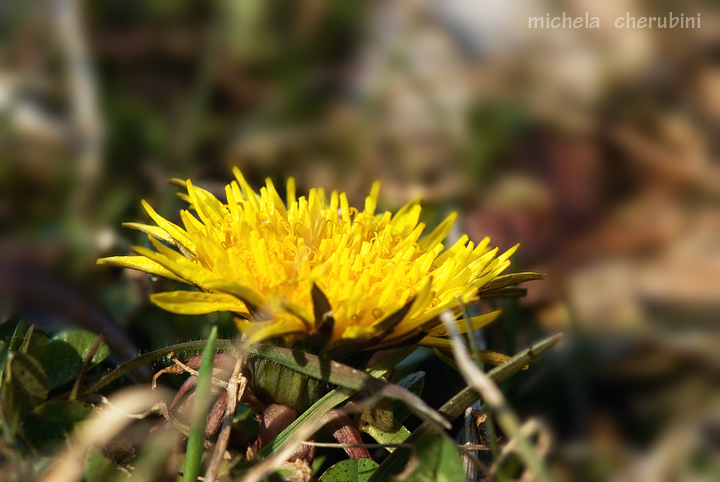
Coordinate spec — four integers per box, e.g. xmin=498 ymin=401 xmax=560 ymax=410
xmin=301 ymin=441 xmax=414 ymax=449
xmin=204 ymin=356 xmax=246 ymax=482
xmin=301 ymin=441 xmax=499 ymax=451
xmin=441 ymin=310 xmax=555 ymax=482
xmin=169 ymin=355 xmax=229 ymax=388
xmin=152 ymin=352 xmax=230 ymax=390
xmin=488 ymin=419 xmax=552 ymax=480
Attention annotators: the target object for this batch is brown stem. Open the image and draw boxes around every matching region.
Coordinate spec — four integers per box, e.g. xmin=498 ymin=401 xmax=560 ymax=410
xmin=257 ymin=404 xmax=316 ymax=462
xmin=205 ymin=358 xmax=246 ymax=482
xmin=170 ymin=376 xmax=198 ymax=411
xmin=206 ymin=390 xmax=227 ymax=437
xmin=321 ymin=409 xmax=372 ymax=460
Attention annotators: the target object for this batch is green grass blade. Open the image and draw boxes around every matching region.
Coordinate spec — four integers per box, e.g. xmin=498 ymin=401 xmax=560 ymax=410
xmin=183 ymin=326 xmax=217 ymax=482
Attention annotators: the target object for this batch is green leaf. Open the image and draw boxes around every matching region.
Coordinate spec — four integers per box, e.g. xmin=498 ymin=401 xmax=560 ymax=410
xmin=360 ymin=372 xmax=423 ymax=451
xmin=312 ymin=455 xmax=329 ymax=477
xmin=478 ymin=272 xmax=545 ymax=293
xmin=1 ymin=353 xmax=49 ymax=435
xmin=23 ymin=400 xmax=92 ymax=450
xmin=362 ymin=421 xmax=411 ymax=453
xmin=8 ymin=323 xmax=50 ymax=362
xmin=360 ymin=371 xmax=423 ymax=432
xmin=24 ymin=333 xmax=49 ymax=362
xmin=319 ymin=458 xmax=379 ymax=482
xmin=359 ymin=397 xmax=396 ymax=434
xmin=7 ymin=320 xmax=29 ymax=352
xmin=402 ymin=432 xmax=467 ymax=482
xmin=245 ymin=355 xmax=329 ymax=413
xmin=40 ymin=330 xmax=111 ymax=389
xmin=0 ymin=320 xmax=30 ymax=379
xmin=478 ymin=287 xmax=527 ymax=299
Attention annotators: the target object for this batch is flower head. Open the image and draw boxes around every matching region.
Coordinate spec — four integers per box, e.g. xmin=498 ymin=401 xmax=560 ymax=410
xmin=99 ymin=168 xmax=536 ymax=359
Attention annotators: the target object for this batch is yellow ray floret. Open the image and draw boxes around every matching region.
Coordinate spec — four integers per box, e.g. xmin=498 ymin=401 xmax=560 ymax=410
xmin=98 ymin=168 xmax=535 ymax=358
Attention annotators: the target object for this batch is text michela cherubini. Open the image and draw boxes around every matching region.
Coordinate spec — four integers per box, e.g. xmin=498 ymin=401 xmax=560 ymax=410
xmin=528 ymin=12 xmax=701 ymax=29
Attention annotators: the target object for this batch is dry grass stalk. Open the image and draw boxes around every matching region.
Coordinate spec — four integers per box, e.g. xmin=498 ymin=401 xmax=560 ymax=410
xmin=440 ymin=310 xmax=554 ymax=482
xmin=204 ymin=356 xmax=247 ymax=482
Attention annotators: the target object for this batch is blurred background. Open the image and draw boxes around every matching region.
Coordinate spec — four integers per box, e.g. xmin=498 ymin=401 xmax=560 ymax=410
xmin=1 ymin=0 xmax=719 ymax=480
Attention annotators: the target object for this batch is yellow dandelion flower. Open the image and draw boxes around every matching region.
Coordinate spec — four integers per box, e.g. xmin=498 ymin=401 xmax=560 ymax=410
xmin=98 ymin=168 xmax=538 ymax=360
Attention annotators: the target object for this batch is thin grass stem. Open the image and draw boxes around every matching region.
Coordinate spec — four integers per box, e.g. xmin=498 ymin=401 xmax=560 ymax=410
xmin=182 ymin=326 xmax=218 ymax=482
